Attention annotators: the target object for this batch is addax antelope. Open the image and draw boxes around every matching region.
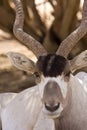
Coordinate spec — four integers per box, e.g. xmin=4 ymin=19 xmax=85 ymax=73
xmin=1 ymin=0 xmax=87 ymax=130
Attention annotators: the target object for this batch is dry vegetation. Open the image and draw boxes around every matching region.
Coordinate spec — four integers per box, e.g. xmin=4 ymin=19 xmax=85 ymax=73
xmin=0 ymin=0 xmax=87 ymax=92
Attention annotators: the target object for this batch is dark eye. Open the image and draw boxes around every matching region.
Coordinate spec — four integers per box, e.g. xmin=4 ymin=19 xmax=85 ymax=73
xmin=64 ymin=71 xmax=71 ymax=81
xmin=65 ymin=71 xmax=71 ymax=77
xmin=34 ymin=72 xmax=40 ymax=77
xmin=34 ymin=72 xmax=41 ymax=83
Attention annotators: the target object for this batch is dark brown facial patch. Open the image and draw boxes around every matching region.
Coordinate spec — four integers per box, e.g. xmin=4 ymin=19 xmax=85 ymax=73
xmin=36 ymin=54 xmax=68 ymax=77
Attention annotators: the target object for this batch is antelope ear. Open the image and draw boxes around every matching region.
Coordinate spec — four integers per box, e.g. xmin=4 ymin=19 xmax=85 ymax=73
xmin=7 ymin=52 xmax=36 ymax=73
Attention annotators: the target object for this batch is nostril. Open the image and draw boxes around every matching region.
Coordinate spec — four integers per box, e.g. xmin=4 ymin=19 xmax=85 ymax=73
xmin=45 ymin=103 xmax=60 ymax=112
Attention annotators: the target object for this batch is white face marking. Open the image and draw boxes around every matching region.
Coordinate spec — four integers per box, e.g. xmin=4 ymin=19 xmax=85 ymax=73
xmin=38 ymin=75 xmax=68 ymax=99
xmin=38 ymin=76 xmax=51 ymax=98
xmin=56 ymin=76 xmax=68 ymax=99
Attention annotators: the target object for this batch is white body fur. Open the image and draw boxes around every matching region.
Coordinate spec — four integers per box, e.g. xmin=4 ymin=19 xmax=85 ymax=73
xmin=0 ymin=93 xmax=17 ymax=129
xmin=1 ymin=86 xmax=54 ymax=130
xmin=54 ymin=75 xmax=87 ymax=130
xmin=1 ymin=73 xmax=87 ymax=130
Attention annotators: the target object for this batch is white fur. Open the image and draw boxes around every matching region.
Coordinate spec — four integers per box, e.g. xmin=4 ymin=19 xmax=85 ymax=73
xmin=1 ymin=86 xmax=55 ymax=130
xmin=38 ymin=75 xmax=68 ymax=99
xmin=0 ymin=93 xmax=17 ymax=130
xmin=75 ymin=71 xmax=87 ymax=92
xmin=1 ymin=74 xmax=87 ymax=130
xmin=1 ymin=72 xmax=87 ymax=130
xmin=0 ymin=75 xmax=67 ymax=129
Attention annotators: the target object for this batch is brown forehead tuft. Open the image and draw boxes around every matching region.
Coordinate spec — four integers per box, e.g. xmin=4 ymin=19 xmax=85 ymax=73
xmin=36 ymin=54 xmax=68 ymax=77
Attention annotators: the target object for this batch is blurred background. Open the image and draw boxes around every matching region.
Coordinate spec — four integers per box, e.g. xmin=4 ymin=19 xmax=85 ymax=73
xmin=0 ymin=0 xmax=87 ymax=93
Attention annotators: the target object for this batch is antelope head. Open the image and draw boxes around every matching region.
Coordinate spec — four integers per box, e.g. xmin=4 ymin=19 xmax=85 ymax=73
xmin=7 ymin=52 xmax=71 ymax=119
xmin=36 ymin=54 xmax=71 ymax=118
xmin=7 ymin=0 xmax=87 ymax=119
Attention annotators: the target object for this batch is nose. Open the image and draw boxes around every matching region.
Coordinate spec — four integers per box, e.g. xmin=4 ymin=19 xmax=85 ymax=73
xmin=45 ymin=103 xmax=60 ymax=112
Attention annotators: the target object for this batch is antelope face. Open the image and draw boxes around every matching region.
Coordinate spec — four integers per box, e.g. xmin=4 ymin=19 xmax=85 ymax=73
xmin=7 ymin=52 xmax=71 ymax=119
xmin=36 ymin=54 xmax=71 ymax=118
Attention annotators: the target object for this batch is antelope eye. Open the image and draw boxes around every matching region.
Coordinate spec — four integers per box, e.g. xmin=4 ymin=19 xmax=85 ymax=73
xmin=65 ymin=71 xmax=71 ymax=77
xmin=34 ymin=72 xmax=40 ymax=78
xmin=64 ymin=71 xmax=71 ymax=81
xmin=34 ymin=72 xmax=41 ymax=83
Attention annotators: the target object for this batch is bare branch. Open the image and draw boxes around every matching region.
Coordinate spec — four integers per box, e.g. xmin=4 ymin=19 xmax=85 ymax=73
xmin=56 ymin=0 xmax=87 ymax=58
xmin=13 ymin=0 xmax=47 ymax=59
xmin=30 ymin=0 xmax=46 ymax=34
xmin=59 ymin=0 xmax=80 ymax=39
xmin=70 ymin=50 xmax=87 ymax=73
